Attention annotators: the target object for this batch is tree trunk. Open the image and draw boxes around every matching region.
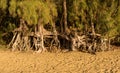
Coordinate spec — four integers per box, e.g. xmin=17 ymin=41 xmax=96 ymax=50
xmin=91 ymin=22 xmax=95 ymax=35
xmin=34 ymin=19 xmax=46 ymax=53
xmin=63 ymin=0 xmax=68 ymax=33
xmin=9 ymin=19 xmax=30 ymax=51
xmin=48 ymin=22 xmax=60 ymax=52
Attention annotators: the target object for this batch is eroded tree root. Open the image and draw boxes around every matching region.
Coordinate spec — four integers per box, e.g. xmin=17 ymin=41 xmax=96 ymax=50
xmin=8 ymin=30 xmax=110 ymax=54
xmin=8 ymin=20 xmax=110 ymax=54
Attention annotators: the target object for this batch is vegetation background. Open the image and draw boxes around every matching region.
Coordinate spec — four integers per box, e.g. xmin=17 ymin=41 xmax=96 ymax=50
xmin=0 ymin=0 xmax=120 ymax=52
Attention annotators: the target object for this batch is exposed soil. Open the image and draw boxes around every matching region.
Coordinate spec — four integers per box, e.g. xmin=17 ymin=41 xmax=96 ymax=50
xmin=0 ymin=48 xmax=120 ymax=73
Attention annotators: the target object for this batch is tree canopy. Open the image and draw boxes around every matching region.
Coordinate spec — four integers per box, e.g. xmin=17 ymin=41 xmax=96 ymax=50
xmin=9 ymin=0 xmax=57 ymax=25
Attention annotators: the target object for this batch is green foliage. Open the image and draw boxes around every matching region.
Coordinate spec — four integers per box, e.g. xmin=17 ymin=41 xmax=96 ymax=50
xmin=0 ymin=0 xmax=7 ymax=25
xmin=0 ymin=0 xmax=7 ymax=10
xmin=97 ymin=0 xmax=120 ymax=37
xmin=68 ymin=0 xmax=87 ymax=30
xmin=9 ymin=0 xmax=57 ymax=25
xmin=68 ymin=0 xmax=120 ymax=37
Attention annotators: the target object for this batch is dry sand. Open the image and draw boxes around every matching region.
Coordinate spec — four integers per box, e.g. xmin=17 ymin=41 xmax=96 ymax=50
xmin=0 ymin=49 xmax=120 ymax=73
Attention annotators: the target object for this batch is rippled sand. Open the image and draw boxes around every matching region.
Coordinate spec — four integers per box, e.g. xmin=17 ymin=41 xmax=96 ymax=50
xmin=0 ymin=49 xmax=120 ymax=73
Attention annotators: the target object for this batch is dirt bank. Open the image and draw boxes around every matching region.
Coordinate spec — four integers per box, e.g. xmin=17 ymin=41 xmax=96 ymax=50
xmin=0 ymin=49 xmax=120 ymax=73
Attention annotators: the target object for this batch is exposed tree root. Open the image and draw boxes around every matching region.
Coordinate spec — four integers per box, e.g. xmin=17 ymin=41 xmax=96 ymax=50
xmin=8 ymin=19 xmax=110 ymax=54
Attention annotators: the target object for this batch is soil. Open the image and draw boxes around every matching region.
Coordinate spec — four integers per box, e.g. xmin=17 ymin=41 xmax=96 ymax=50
xmin=0 ymin=48 xmax=120 ymax=73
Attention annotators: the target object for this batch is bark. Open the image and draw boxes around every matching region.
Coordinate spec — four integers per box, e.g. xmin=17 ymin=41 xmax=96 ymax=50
xmin=49 ymin=23 xmax=60 ymax=52
xmin=8 ymin=19 xmax=31 ymax=51
xmin=11 ymin=32 xmax=21 ymax=51
xmin=8 ymin=32 xmax=17 ymax=49
xmin=34 ymin=19 xmax=46 ymax=53
xmin=71 ymin=33 xmax=86 ymax=51
xmin=63 ymin=0 xmax=68 ymax=33
xmin=91 ymin=22 xmax=95 ymax=36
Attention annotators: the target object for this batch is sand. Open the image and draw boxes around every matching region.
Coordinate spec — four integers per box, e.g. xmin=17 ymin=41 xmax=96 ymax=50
xmin=0 ymin=49 xmax=120 ymax=73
